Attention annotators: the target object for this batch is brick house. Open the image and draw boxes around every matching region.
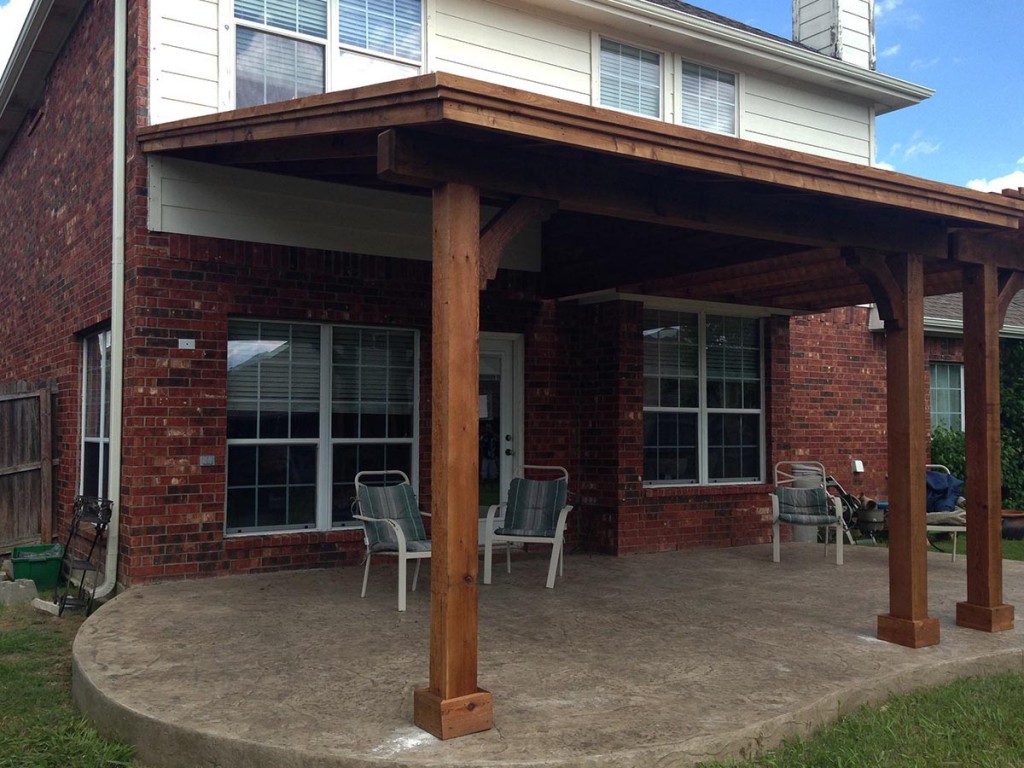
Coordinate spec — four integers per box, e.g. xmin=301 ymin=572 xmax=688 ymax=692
xmin=3 ymin=3 xmax=1024 ymax=725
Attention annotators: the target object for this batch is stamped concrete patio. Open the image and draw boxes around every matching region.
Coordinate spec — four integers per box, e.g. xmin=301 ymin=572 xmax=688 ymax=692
xmin=73 ymin=543 xmax=1024 ymax=768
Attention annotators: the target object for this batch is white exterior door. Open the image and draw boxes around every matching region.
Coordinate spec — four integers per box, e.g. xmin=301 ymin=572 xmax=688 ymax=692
xmin=478 ymin=334 xmax=523 ymax=543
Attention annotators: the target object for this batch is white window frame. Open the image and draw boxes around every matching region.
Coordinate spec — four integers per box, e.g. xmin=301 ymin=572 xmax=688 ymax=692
xmin=594 ymin=35 xmax=665 ymax=120
xmin=223 ymin=0 xmax=425 ymax=110
xmin=929 ymin=361 xmax=965 ymax=431
xmin=80 ymin=330 xmax=112 ymax=499
xmin=679 ymin=58 xmax=738 ymax=136
xmin=225 ymin=319 xmax=420 ymax=535
xmin=642 ymin=305 xmax=765 ymax=487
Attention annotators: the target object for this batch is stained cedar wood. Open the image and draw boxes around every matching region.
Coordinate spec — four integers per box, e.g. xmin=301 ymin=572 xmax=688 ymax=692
xmin=958 ymin=263 xmax=1015 ymax=631
xmin=137 ymin=73 xmax=1024 ymax=231
xmin=415 ymin=182 xmax=494 ymax=738
xmin=860 ymin=253 xmax=940 ymax=647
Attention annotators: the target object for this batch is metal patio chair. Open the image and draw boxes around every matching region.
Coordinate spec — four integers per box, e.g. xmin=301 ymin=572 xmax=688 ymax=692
xmin=353 ymin=470 xmax=431 ymax=611
xmin=483 ymin=465 xmax=573 ymax=589
xmin=770 ymin=461 xmax=845 ymax=565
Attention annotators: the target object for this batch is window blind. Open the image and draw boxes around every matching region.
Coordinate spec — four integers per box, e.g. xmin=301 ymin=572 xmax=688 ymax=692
xmin=340 ymin=0 xmax=422 ymax=60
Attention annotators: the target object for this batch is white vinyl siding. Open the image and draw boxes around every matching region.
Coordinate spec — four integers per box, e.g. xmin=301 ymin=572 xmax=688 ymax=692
xmin=432 ymin=0 xmax=592 ymax=103
xmin=741 ymin=74 xmax=872 ymax=163
xmin=147 ymin=157 xmax=542 ymax=271
xmin=681 ymin=60 xmax=736 ymax=134
xmin=600 ymin=39 xmax=661 ymax=118
xmin=149 ymin=0 xmax=221 ymax=124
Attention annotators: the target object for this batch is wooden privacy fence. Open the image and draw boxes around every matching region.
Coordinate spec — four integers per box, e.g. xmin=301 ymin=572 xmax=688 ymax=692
xmin=0 ymin=390 xmax=53 ymax=554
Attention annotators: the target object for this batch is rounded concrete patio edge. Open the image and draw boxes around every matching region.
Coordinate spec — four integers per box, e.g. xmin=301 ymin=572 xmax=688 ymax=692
xmin=73 ymin=641 xmax=1024 ymax=768
xmin=70 ymin=547 xmax=1024 ymax=768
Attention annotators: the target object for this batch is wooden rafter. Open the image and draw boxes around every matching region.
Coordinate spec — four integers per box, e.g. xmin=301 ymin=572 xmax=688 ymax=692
xmin=378 ymin=129 xmax=951 ymax=256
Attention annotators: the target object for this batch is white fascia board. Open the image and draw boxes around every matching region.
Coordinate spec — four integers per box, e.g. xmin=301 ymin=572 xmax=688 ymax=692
xmin=518 ymin=0 xmax=932 ymax=113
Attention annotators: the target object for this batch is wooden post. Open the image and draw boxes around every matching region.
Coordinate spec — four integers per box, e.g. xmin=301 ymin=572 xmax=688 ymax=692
xmin=957 ymin=262 xmax=1015 ymax=631
xmin=873 ymin=252 xmax=940 ymax=648
xmin=413 ymin=182 xmax=494 ymax=740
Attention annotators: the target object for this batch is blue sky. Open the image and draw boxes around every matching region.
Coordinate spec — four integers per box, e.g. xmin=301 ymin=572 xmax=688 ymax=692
xmin=1 ymin=0 xmax=1021 ymax=191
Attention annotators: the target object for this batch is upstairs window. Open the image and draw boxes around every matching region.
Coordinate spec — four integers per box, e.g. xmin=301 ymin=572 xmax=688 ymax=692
xmin=599 ymin=39 xmax=662 ymax=118
xmin=233 ymin=0 xmax=422 ymax=108
xmin=681 ymin=61 xmax=737 ymax=135
xmin=235 ymin=0 xmax=328 ymax=108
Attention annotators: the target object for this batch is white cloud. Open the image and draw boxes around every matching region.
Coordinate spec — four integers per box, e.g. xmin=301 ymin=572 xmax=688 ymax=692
xmin=0 ymin=0 xmax=32 ymax=77
xmin=880 ymin=44 xmax=902 ymax=58
xmin=903 ymin=141 xmax=940 ymax=161
xmin=1017 ymin=156 xmax=1024 ymax=165
xmin=910 ymin=57 xmax=941 ymax=71
xmin=966 ymin=170 xmax=1024 ymax=193
xmin=874 ymin=161 xmax=896 ymax=172
xmin=875 ymin=0 xmax=903 ymax=17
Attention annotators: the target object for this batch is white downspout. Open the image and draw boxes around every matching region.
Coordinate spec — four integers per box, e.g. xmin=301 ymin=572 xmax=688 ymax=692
xmin=94 ymin=0 xmax=127 ymax=601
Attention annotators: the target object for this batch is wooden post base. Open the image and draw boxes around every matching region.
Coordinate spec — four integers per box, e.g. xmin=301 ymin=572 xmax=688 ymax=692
xmin=956 ymin=601 xmax=1015 ymax=632
xmin=877 ymin=613 xmax=940 ymax=648
xmin=413 ymin=688 xmax=493 ymax=740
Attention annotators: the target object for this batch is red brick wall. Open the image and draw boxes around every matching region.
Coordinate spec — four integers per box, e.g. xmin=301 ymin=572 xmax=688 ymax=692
xmin=0 ymin=0 xmax=115 ymax=542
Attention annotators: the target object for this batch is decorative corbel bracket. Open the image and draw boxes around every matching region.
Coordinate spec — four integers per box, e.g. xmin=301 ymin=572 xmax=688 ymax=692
xmin=844 ymin=247 xmax=907 ymax=330
xmin=479 ymin=197 xmax=558 ymax=288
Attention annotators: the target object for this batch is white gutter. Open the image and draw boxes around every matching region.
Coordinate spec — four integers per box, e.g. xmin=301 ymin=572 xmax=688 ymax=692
xmin=94 ymin=0 xmax=127 ymax=601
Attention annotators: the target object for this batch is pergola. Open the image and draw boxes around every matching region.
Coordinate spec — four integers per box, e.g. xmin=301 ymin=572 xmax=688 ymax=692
xmin=138 ymin=73 xmax=1024 ymax=739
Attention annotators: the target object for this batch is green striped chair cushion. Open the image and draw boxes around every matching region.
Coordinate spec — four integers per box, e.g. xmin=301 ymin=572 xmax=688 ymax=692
xmin=776 ymin=486 xmax=835 ymax=526
xmin=496 ymin=476 xmax=567 ymax=537
xmin=357 ymin=483 xmax=430 ymax=553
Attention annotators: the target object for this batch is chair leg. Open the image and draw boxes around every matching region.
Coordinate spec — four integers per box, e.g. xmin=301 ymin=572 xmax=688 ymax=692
xmin=558 ymin=541 xmax=564 ymax=577
xmin=412 ymin=558 xmax=421 ymax=592
xmin=483 ymin=537 xmax=493 ymax=584
xmin=361 ymin=553 xmax=372 ymax=598
xmin=545 ymin=541 xmax=560 ymax=589
xmin=823 ymin=526 xmax=829 ymax=558
xmin=772 ymin=521 xmax=781 ymax=562
xmin=951 ymin=531 xmax=958 ymax=563
xmin=505 ymin=542 xmax=512 ymax=574
xmin=836 ymin=524 xmax=843 ymax=565
xmin=397 ymin=554 xmax=407 ymax=612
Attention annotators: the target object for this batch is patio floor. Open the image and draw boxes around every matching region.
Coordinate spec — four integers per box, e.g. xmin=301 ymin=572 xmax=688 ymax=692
xmin=73 ymin=543 xmax=1024 ymax=768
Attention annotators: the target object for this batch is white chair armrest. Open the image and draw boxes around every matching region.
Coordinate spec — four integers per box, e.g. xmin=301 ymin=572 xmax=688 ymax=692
xmin=553 ymin=504 xmax=573 ymax=535
xmin=830 ymin=495 xmax=843 ymax=522
xmin=769 ymin=493 xmax=780 ymax=523
xmin=352 ymin=515 xmax=408 ymax=550
xmin=485 ymin=504 xmax=505 ymax=527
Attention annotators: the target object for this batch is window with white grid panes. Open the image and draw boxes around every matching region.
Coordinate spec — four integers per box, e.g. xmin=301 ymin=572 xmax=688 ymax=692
xmin=233 ymin=0 xmax=422 ymax=108
xmin=643 ymin=309 xmax=763 ymax=485
xmin=599 ymin=38 xmax=662 ymax=118
xmin=81 ymin=330 xmax=112 ymax=499
xmin=226 ymin=320 xmax=418 ymax=534
xmin=681 ymin=60 xmax=737 ymax=135
xmin=929 ymin=362 xmax=964 ymax=431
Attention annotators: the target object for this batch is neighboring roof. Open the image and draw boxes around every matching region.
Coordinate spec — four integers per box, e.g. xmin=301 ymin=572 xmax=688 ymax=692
xmin=0 ymin=0 xmax=88 ymax=163
xmin=922 ymin=293 xmax=1024 ymax=338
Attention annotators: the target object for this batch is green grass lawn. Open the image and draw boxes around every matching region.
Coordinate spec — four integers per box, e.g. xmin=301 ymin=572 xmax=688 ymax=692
xmin=698 ymin=670 xmax=1024 ymax=768
xmin=0 ymin=603 xmax=136 ymax=768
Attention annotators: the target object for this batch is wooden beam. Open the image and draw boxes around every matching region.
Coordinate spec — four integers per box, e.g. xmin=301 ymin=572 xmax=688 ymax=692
xmin=871 ymin=252 xmax=940 ymax=648
xmin=950 ymin=230 xmax=1024 ymax=270
xmin=844 ymin=249 xmax=907 ymax=330
xmin=413 ymin=182 xmax=493 ymax=740
xmin=140 ymin=73 xmax=1024 ymax=229
xmin=480 ymin=197 xmax=557 ymax=287
xmin=998 ymin=270 xmax=1024 ymax=324
xmin=378 ymin=129 xmax=951 ymax=257
xmin=957 ymin=262 xmax=1015 ymax=632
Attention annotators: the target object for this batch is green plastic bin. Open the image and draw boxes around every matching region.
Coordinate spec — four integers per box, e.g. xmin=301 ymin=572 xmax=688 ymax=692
xmin=12 ymin=543 xmax=64 ymax=591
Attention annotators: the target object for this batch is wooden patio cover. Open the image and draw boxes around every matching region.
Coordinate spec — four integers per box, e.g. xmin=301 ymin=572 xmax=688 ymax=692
xmin=139 ymin=73 xmax=1024 ymax=739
